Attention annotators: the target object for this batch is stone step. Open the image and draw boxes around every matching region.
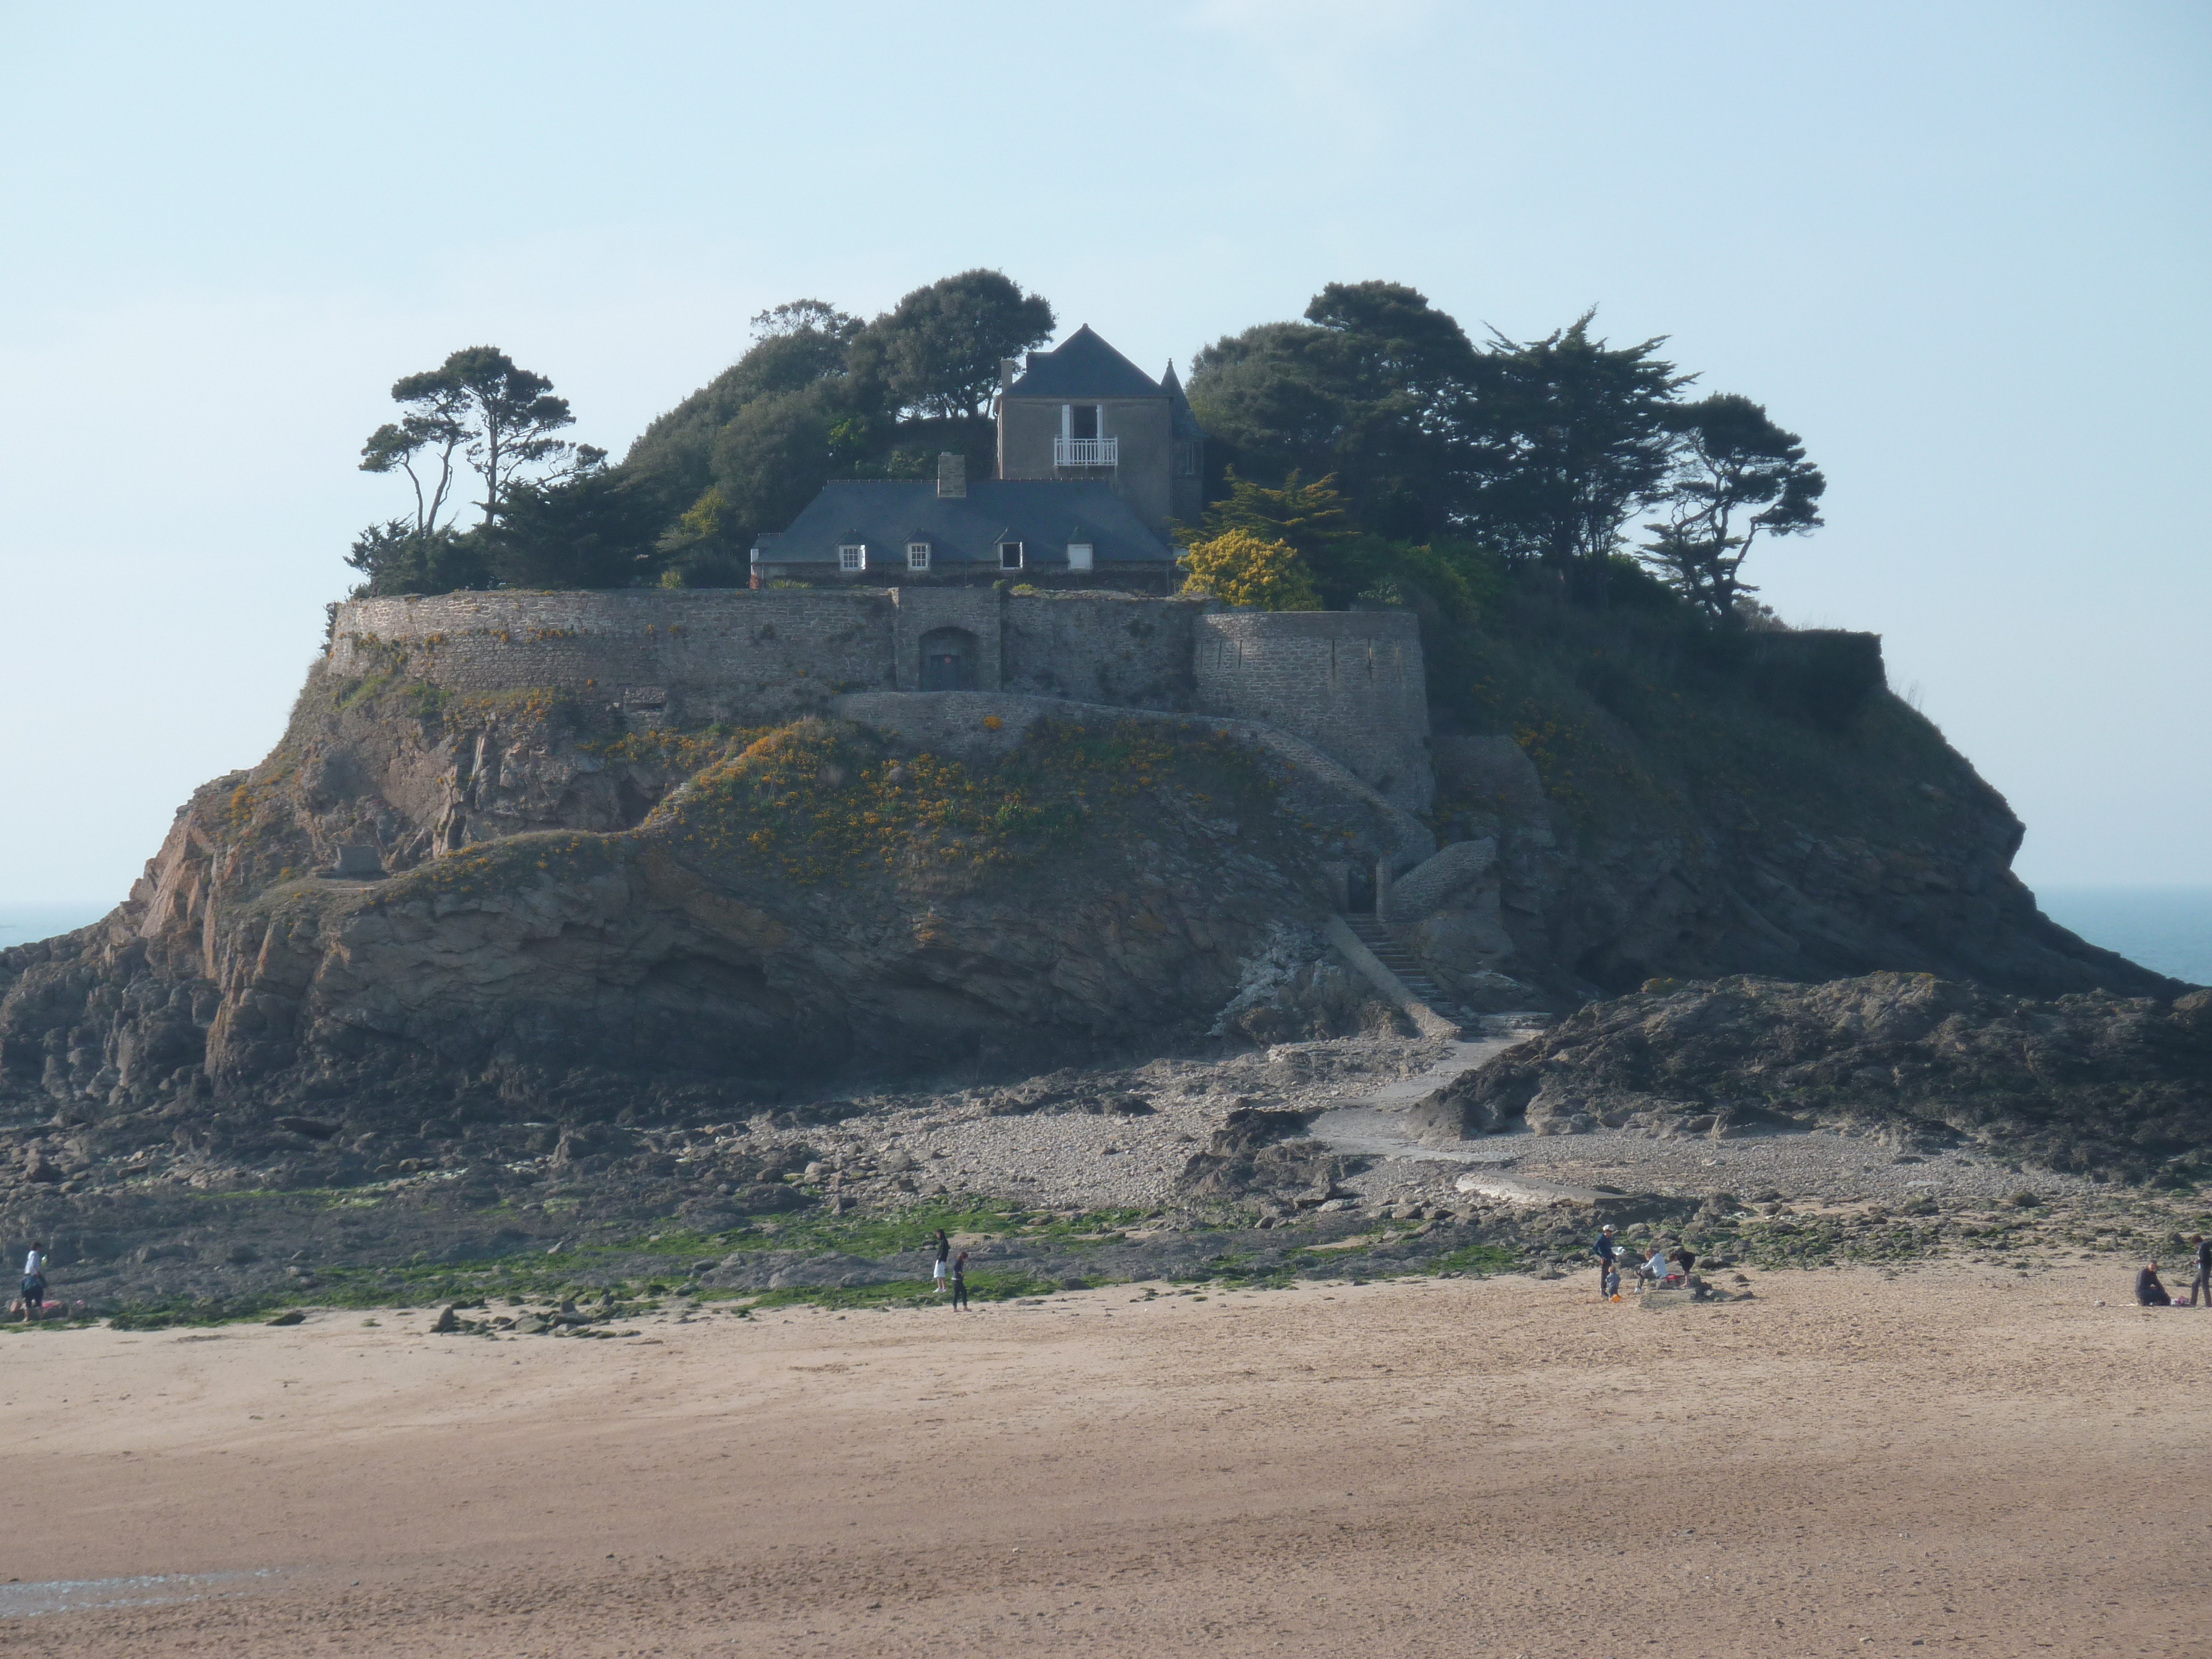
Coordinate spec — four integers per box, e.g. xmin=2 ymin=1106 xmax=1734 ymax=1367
xmin=1334 ymin=912 xmax=1473 ymax=1031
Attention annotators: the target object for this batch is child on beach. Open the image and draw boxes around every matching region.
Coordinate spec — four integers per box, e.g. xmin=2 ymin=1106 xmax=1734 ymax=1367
xmin=951 ymin=1252 xmax=968 ymax=1311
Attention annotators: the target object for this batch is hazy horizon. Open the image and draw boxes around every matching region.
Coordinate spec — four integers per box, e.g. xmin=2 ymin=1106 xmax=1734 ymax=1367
xmin=3 ymin=3 xmax=2206 ymax=905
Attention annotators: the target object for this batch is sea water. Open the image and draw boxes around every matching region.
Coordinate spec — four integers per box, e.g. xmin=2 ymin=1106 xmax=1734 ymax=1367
xmin=0 ymin=901 xmax=112 ymax=950
xmin=2034 ymin=887 xmax=2212 ymax=988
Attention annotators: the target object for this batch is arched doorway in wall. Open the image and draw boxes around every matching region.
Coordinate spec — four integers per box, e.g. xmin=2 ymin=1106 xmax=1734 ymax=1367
xmin=919 ymin=627 xmax=979 ymax=690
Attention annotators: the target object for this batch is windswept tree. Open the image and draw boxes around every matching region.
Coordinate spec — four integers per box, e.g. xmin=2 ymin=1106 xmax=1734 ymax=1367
xmin=363 ymin=346 xmax=578 ymax=532
xmin=853 ymin=270 xmax=1055 ymax=419
xmin=1640 ymin=393 xmax=1826 ymax=618
xmin=359 ymin=379 xmax=469 ymax=541
xmin=1188 ymin=281 xmax=1479 ymax=539
xmin=1462 ymin=311 xmax=1692 ymax=603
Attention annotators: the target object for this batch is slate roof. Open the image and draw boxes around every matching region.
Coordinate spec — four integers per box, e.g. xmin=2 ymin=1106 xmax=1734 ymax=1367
xmin=1161 ymin=361 xmax=1207 ymax=441
xmin=754 ymin=479 xmax=1175 ymax=567
xmin=1004 ymin=325 xmax=1165 ymax=401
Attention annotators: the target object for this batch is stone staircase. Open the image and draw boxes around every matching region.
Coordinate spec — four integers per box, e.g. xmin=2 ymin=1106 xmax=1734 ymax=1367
xmin=1335 ymin=914 xmax=1473 ymax=1035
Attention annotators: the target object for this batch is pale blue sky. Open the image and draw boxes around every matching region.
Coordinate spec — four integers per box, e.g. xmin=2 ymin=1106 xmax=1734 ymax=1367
xmin=1 ymin=1 xmax=2205 ymax=911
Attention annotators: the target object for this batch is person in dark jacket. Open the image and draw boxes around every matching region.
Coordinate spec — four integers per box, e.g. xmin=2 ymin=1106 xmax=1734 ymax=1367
xmin=1593 ymin=1225 xmax=1617 ymax=1294
xmin=19 ymin=1241 xmax=47 ymax=1323
xmin=950 ymin=1251 xmax=969 ymax=1311
xmin=2189 ymin=1235 xmax=2210 ymax=1307
xmin=2137 ymin=1261 xmax=2173 ymax=1307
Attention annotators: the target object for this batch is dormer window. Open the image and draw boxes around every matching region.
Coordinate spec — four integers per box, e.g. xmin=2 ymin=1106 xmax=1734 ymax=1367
xmin=999 ymin=540 xmax=1024 ymax=571
xmin=838 ymin=544 xmax=865 ymax=572
xmin=906 ymin=541 xmax=931 ymax=572
xmin=1067 ymin=542 xmax=1094 ymax=572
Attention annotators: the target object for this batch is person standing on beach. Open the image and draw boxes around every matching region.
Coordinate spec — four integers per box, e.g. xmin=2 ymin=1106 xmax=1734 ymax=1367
xmin=951 ymin=1251 xmax=969 ymax=1311
xmin=20 ymin=1241 xmax=48 ymax=1323
xmin=2189 ymin=1235 xmax=2210 ymax=1307
xmin=1593 ymin=1224 xmax=1617 ymax=1295
xmin=932 ymin=1229 xmax=950 ymax=1296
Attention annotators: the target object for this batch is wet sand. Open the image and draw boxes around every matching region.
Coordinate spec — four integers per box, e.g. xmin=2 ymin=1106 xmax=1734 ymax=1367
xmin=1 ymin=1264 xmax=2204 ymax=1657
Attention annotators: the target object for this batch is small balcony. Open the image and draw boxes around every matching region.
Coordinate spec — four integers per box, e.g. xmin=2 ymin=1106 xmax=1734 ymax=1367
xmin=1053 ymin=436 xmax=1117 ymax=468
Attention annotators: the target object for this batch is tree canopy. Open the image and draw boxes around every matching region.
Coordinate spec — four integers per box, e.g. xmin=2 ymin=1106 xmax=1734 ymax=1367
xmin=363 ymin=346 xmax=579 ymax=534
xmin=1188 ymin=289 xmax=1823 ymax=615
xmin=345 ymin=272 xmax=1827 ymax=617
xmin=851 ymin=270 xmax=1055 ymax=420
xmin=1638 ymin=393 xmax=1827 ymax=618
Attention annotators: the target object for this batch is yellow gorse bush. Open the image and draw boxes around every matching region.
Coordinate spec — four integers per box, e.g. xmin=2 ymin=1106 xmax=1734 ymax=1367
xmin=1178 ymin=529 xmax=1322 ymax=612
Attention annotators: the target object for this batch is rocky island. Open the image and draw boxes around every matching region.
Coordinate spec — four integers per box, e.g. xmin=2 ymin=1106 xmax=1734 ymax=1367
xmin=1 ymin=288 xmax=2202 ymax=1323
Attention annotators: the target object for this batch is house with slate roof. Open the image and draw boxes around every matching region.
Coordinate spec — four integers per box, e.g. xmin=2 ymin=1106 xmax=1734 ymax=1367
xmin=750 ymin=325 xmax=1205 ymax=591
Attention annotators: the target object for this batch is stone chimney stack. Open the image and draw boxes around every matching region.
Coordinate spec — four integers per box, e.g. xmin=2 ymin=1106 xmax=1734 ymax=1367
xmin=998 ymin=357 xmax=1022 ymax=390
xmin=937 ymin=452 xmax=967 ymax=499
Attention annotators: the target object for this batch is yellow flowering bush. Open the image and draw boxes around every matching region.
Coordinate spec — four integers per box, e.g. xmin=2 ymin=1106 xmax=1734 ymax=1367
xmin=1178 ymin=529 xmax=1322 ymax=611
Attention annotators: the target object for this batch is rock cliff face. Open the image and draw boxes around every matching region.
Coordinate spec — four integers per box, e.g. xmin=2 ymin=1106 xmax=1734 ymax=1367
xmin=0 ymin=667 xmax=1416 ymax=1160
xmin=1424 ymin=972 xmax=2212 ymax=1180
xmin=1384 ymin=619 xmax=2184 ymax=1008
xmin=0 ymin=606 xmax=2181 ymax=1175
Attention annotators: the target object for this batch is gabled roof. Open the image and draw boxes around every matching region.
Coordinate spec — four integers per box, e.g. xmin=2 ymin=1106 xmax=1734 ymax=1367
xmin=755 ymin=479 xmax=1175 ymax=567
xmin=1004 ymin=325 xmax=1164 ymax=401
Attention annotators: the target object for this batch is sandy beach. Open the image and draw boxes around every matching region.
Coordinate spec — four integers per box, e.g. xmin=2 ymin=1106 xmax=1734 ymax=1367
xmin=1 ymin=1262 xmax=2205 ymax=1657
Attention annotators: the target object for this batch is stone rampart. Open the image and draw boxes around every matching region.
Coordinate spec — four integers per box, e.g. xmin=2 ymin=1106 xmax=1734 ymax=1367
xmin=1001 ymin=591 xmax=1201 ymax=708
xmin=327 ymin=591 xmax=1436 ymax=805
xmin=1194 ymin=611 xmax=1432 ymax=811
xmin=331 ymin=590 xmax=900 ymax=726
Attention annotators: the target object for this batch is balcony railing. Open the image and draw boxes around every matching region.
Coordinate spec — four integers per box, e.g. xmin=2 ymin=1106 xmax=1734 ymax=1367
xmin=1054 ymin=436 xmax=1117 ymax=467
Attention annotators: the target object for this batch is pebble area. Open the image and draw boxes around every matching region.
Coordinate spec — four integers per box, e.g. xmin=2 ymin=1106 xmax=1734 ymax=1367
xmin=774 ymin=1021 xmax=2101 ymax=1216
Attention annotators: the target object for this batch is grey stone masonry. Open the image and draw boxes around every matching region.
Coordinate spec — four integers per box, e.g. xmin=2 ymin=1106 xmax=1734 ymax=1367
xmin=327 ymin=590 xmax=1436 ymax=808
xmin=1194 ymin=611 xmax=1431 ymax=812
xmin=1001 ymin=591 xmax=1202 ymax=709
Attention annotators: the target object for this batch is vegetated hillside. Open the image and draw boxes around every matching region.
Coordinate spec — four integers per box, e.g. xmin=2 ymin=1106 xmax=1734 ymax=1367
xmin=1393 ymin=577 xmax=2182 ymax=1009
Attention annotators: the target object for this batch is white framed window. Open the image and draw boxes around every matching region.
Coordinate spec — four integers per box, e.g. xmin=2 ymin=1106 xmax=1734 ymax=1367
xmin=838 ymin=543 xmax=865 ymax=572
xmin=999 ymin=540 xmax=1024 ymax=571
xmin=1067 ymin=542 xmax=1094 ymax=572
xmin=906 ymin=541 xmax=931 ymax=572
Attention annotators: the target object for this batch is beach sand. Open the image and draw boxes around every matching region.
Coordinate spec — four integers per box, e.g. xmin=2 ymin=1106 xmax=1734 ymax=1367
xmin=0 ymin=1263 xmax=2203 ymax=1656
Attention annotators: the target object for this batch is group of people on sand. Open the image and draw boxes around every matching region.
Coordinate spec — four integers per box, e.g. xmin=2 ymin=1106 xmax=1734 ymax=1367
xmin=2136 ymin=1235 xmax=2212 ymax=1307
xmin=931 ymin=1230 xmax=969 ymax=1310
xmin=1592 ymin=1223 xmax=1697 ymax=1300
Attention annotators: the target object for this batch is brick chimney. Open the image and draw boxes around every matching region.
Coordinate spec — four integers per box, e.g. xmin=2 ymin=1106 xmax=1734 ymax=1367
xmin=937 ymin=451 xmax=967 ymax=499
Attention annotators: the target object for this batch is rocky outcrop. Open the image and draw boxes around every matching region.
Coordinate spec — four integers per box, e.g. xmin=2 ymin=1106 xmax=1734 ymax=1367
xmin=1428 ymin=972 xmax=2212 ymax=1179
xmin=1401 ymin=681 xmax=2184 ymax=1009
xmin=1 ymin=667 xmax=1416 ymax=1159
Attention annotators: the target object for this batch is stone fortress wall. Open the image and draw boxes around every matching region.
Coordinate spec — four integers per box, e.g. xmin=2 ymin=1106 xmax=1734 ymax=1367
xmin=328 ymin=588 xmax=1431 ymax=808
xmin=1195 ymin=612 xmax=1430 ymax=813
